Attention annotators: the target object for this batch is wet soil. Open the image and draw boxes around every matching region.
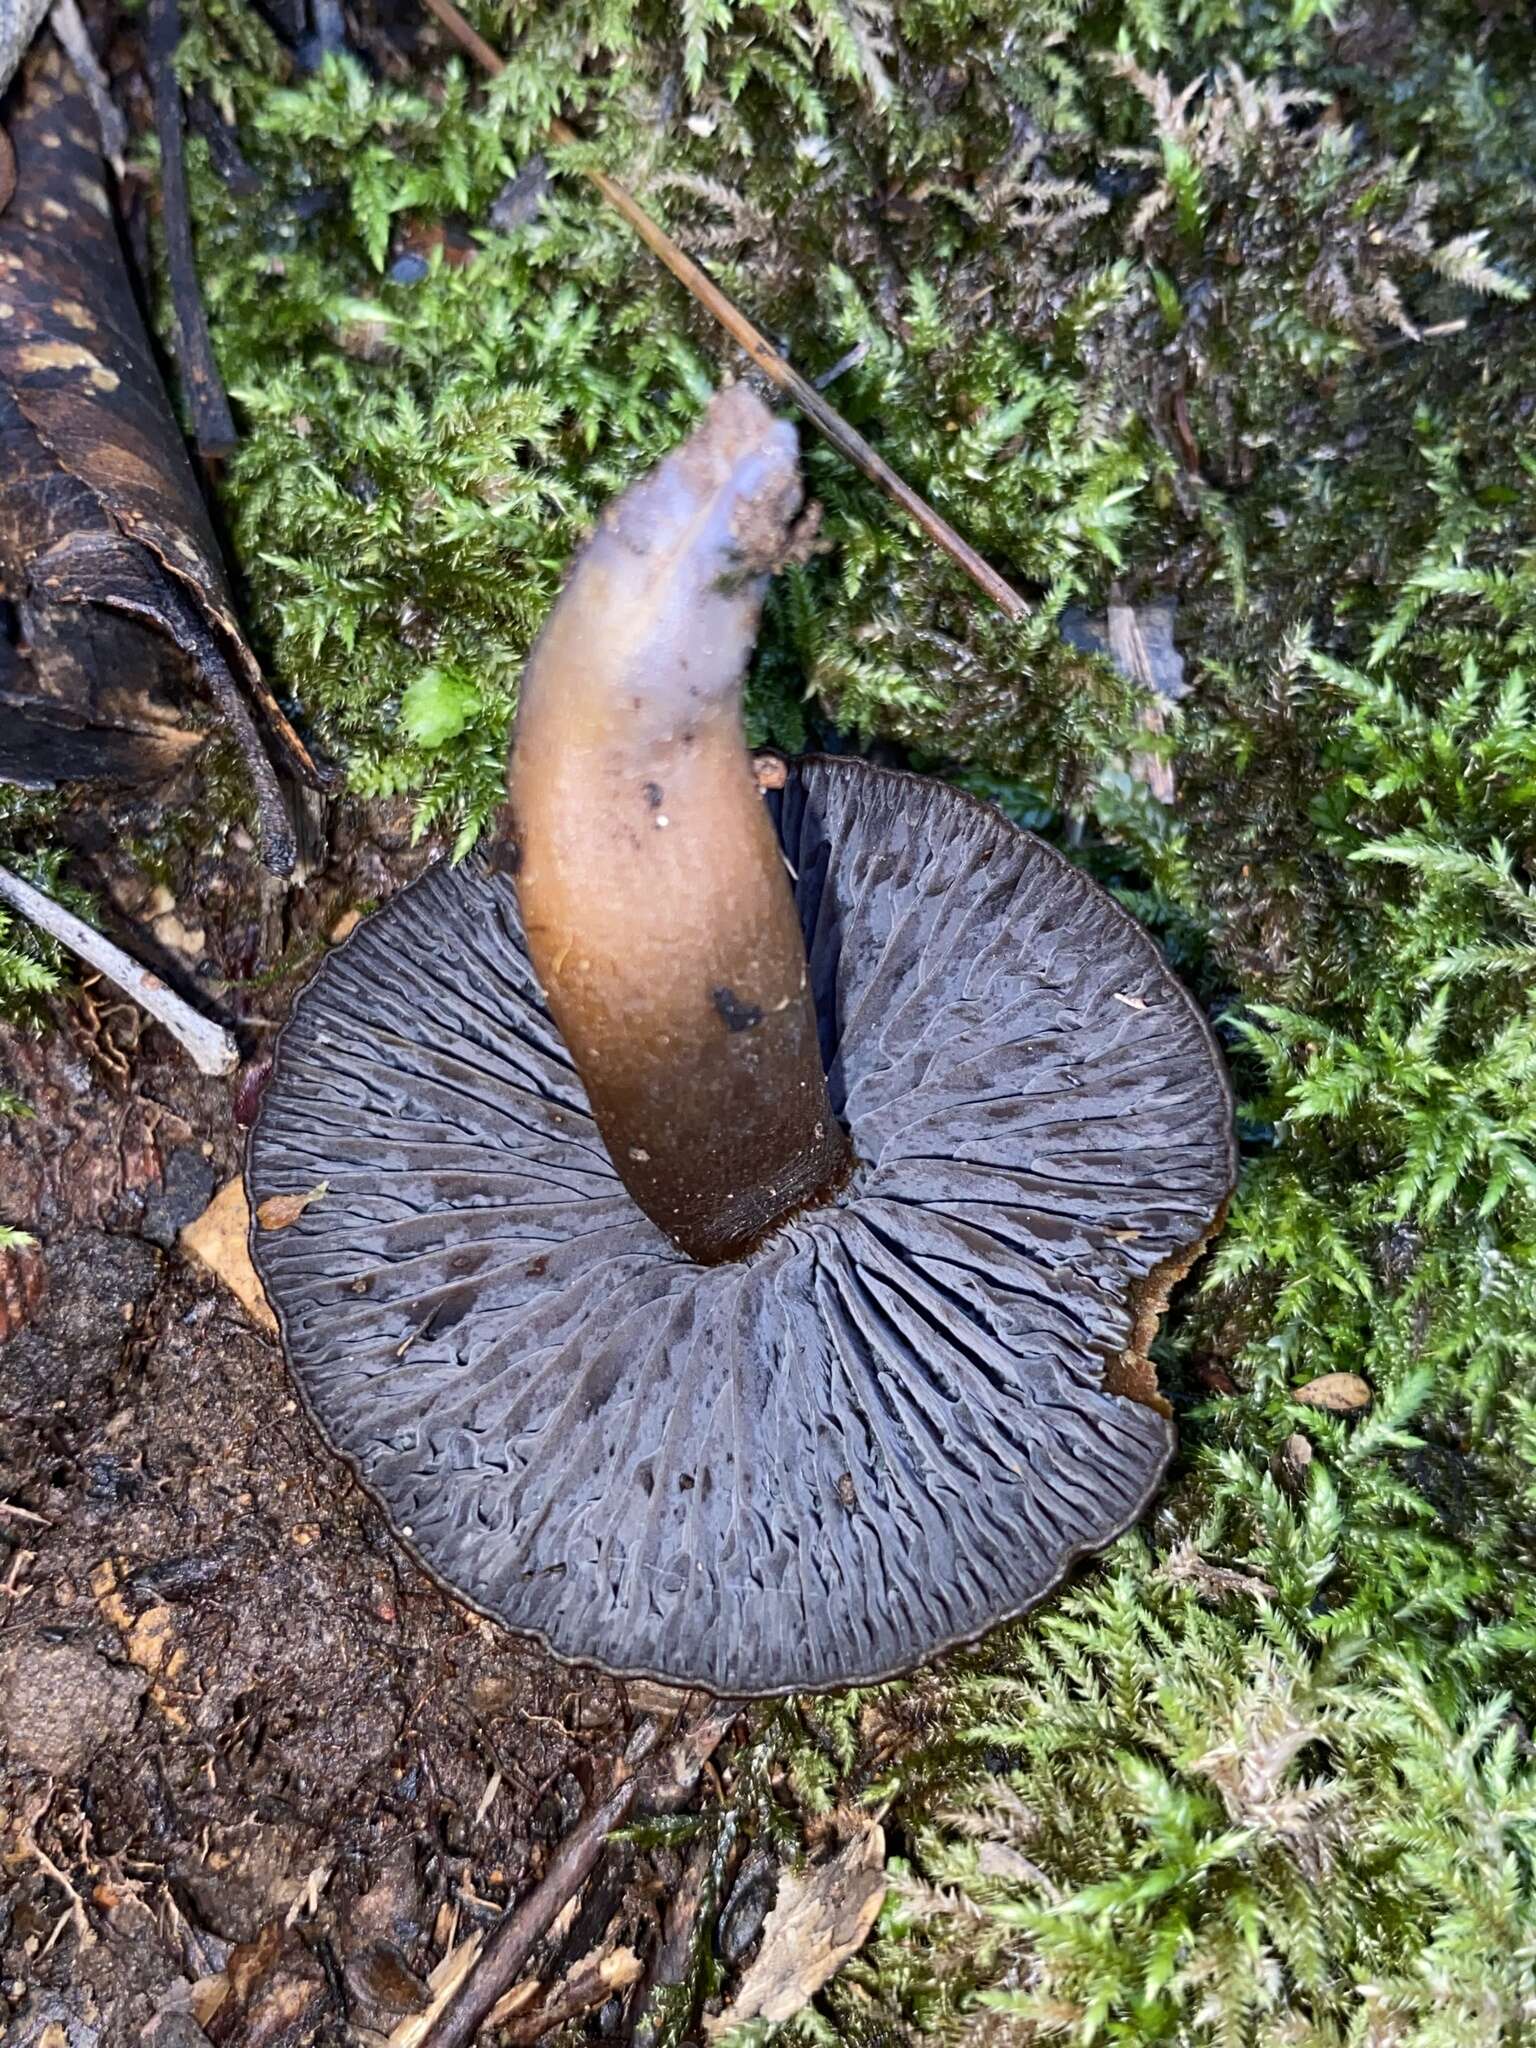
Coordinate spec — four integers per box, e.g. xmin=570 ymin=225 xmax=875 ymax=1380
xmin=0 ymin=802 xmax=654 ymax=2048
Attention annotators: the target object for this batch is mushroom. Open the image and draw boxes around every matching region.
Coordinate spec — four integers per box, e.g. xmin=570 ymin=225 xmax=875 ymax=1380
xmin=248 ymin=388 xmax=1235 ymax=1697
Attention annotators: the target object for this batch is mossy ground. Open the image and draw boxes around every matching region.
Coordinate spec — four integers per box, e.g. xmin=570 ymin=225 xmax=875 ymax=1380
xmin=15 ymin=0 xmax=1536 ymax=2038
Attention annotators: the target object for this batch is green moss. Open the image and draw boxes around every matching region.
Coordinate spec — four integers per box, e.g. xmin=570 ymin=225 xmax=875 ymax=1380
xmin=171 ymin=3 xmax=1536 ymax=2038
xmin=0 ymin=791 xmax=73 ymax=1028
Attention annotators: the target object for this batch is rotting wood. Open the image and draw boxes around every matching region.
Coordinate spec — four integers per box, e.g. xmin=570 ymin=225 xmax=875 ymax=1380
xmin=489 ymin=1942 xmax=643 ymax=2041
xmin=633 ymin=1828 xmax=714 ymax=2047
xmin=704 ymin=1817 xmax=886 ymax=2036
xmin=417 ymin=0 xmax=1028 ymax=625
xmin=0 ymin=41 xmax=321 ymax=872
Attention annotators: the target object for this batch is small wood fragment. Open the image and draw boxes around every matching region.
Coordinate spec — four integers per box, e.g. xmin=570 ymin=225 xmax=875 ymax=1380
xmin=704 ymin=1818 xmax=885 ymax=2035
xmin=420 ymin=1718 xmax=665 ymax=2048
xmin=1154 ymin=1538 xmax=1274 ymax=1604
xmin=421 ymin=1700 xmax=737 ymax=2048
xmin=0 ymin=0 xmax=49 ymax=100
xmin=49 ymin=0 xmax=127 ymax=171
xmin=388 ymin=1931 xmax=484 ymax=2048
xmin=489 ymin=1945 xmax=643 ymax=2040
xmin=1108 ymin=602 xmax=1177 ymax=804
xmin=0 ymin=1239 xmax=46 ymax=1342
xmin=0 ymin=862 xmax=238 ymax=1075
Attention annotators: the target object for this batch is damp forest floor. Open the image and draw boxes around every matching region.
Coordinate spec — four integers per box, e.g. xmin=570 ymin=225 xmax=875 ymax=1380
xmin=5 ymin=2 xmax=1536 ymax=2045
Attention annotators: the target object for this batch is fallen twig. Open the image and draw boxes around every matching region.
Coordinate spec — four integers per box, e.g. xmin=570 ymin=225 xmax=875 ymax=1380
xmin=421 ymin=1717 xmax=664 ymax=2048
xmin=0 ymin=864 xmax=239 ymax=1076
xmin=421 ymin=1699 xmax=740 ymax=2048
xmin=418 ymin=0 xmax=1027 ymax=624
xmin=0 ymin=1500 xmax=52 ymax=1526
xmin=49 ymin=0 xmax=126 ymax=171
xmin=147 ymin=0 xmax=236 ymax=458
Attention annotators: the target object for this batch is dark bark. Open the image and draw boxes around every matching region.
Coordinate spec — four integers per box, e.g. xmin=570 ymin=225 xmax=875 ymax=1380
xmin=0 ymin=39 xmax=321 ymax=871
xmin=146 ymin=0 xmax=238 ymax=458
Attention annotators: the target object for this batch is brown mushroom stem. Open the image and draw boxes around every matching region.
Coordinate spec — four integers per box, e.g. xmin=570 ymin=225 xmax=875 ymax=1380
xmin=506 ymin=386 xmax=849 ymax=1263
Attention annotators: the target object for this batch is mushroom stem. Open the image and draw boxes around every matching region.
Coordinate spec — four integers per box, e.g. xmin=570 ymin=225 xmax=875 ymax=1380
xmin=506 ymin=387 xmax=849 ymax=1263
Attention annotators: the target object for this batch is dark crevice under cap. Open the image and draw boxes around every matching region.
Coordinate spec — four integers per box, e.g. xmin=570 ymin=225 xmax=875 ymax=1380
xmin=249 ymin=758 xmax=1236 ymax=1696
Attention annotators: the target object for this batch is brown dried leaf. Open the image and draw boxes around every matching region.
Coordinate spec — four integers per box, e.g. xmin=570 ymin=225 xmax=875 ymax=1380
xmin=706 ymin=1819 xmax=885 ymax=2035
xmin=255 ymin=1182 xmax=329 ymax=1231
xmin=1292 ymin=1372 xmax=1372 ymax=1413
xmin=181 ymin=1176 xmax=277 ymax=1334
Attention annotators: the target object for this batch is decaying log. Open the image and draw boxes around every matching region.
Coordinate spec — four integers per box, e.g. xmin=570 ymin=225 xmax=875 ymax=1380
xmin=0 ymin=40 xmax=321 ymax=873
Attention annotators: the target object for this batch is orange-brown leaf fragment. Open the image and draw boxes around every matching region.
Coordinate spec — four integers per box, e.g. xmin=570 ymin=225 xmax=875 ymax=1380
xmin=256 ymin=1182 xmax=328 ymax=1231
xmin=181 ymin=1176 xmax=276 ymax=1333
xmin=1292 ymin=1372 xmax=1372 ymax=1413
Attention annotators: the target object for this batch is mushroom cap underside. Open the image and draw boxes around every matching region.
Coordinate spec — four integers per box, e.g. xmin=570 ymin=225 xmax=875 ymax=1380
xmin=248 ymin=758 xmax=1236 ymax=1696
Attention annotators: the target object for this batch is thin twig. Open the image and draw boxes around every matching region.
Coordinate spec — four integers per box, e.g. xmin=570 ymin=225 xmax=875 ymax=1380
xmin=0 ymin=1501 xmax=52 ymax=1526
xmin=418 ymin=0 xmax=1027 ymax=624
xmin=50 ymin=0 xmax=127 ymax=172
xmin=147 ymin=0 xmax=236 ymax=459
xmin=17 ymin=1796 xmax=93 ymax=1952
xmin=814 ymin=339 xmax=870 ymax=390
xmin=422 ymin=1700 xmax=740 ymax=2048
xmin=0 ymin=864 xmax=239 ymax=1076
xmin=421 ymin=1717 xmax=664 ymax=2048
